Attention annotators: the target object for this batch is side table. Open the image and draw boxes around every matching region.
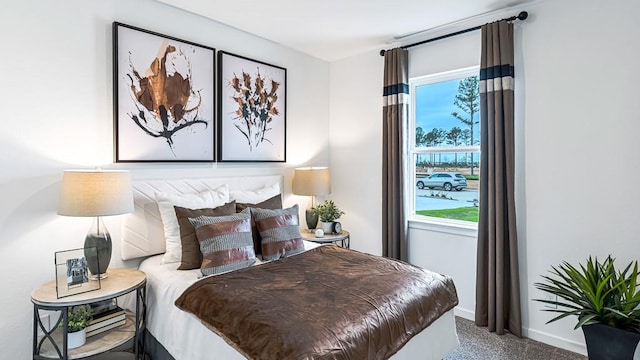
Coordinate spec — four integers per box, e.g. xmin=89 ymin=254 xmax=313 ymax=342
xmin=31 ymin=268 xmax=146 ymax=360
xmin=301 ymin=230 xmax=350 ymax=248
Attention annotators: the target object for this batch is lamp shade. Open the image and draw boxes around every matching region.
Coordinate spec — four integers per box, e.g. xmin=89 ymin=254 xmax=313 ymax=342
xmin=292 ymin=167 xmax=331 ymax=196
xmin=58 ymin=170 xmax=134 ymax=217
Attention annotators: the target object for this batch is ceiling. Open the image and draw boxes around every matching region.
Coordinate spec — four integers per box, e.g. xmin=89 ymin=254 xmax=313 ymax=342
xmin=156 ymin=0 xmax=532 ymax=61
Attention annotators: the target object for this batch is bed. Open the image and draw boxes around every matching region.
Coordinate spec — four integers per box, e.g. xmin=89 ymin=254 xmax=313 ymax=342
xmin=120 ymin=176 xmax=459 ymax=360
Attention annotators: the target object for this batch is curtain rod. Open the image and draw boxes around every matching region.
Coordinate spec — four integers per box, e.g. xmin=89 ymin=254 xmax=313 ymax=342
xmin=379 ymin=11 xmax=528 ymax=56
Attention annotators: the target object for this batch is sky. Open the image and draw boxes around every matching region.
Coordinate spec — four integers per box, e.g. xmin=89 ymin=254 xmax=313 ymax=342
xmin=414 ymin=78 xmax=480 ymax=144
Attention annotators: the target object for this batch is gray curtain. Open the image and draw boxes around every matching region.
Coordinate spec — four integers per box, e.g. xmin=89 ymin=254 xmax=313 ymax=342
xmin=475 ymin=20 xmax=522 ymax=337
xmin=382 ymin=48 xmax=409 ymax=261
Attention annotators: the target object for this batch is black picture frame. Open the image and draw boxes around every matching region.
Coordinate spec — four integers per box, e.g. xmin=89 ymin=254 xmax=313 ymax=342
xmin=217 ymin=51 xmax=287 ymax=162
xmin=113 ymin=22 xmax=216 ymax=162
xmin=55 ymin=247 xmax=101 ymax=298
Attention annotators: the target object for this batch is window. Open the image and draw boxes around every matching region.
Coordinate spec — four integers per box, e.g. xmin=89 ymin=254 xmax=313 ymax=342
xmin=409 ymin=67 xmax=480 ymax=224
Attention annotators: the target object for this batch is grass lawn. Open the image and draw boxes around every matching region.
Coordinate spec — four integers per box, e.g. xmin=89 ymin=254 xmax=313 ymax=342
xmin=417 ymin=207 xmax=478 ymax=222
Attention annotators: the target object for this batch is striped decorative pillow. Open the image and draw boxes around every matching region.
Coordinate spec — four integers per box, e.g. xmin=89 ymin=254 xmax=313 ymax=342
xmin=174 ymin=201 xmax=238 ymax=271
xmin=252 ymin=205 xmax=304 ymax=261
xmin=235 ymin=194 xmax=283 ymax=255
xmin=188 ymin=209 xmax=256 ymax=276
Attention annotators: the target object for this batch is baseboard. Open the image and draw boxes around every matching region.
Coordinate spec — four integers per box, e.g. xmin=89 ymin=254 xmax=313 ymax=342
xmin=523 ymin=327 xmax=587 ymax=356
xmin=453 ymin=306 xmax=587 ymax=356
xmin=453 ymin=306 xmax=474 ymax=321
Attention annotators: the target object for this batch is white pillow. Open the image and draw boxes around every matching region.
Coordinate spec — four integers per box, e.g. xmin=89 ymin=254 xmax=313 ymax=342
xmin=156 ymin=185 xmax=229 ymax=264
xmin=229 ymin=183 xmax=280 ymax=204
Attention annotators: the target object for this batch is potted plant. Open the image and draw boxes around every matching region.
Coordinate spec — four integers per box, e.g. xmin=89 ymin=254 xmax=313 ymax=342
xmin=534 ymin=256 xmax=640 ymax=359
xmin=313 ymin=200 xmax=344 ymax=234
xmin=65 ymin=305 xmax=92 ymax=349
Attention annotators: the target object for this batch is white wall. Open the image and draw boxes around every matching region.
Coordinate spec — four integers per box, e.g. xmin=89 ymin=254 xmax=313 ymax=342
xmin=0 ymin=0 xmax=329 ymax=357
xmin=518 ymin=0 xmax=640 ymax=352
xmin=329 ymin=52 xmax=384 ymax=256
xmin=330 ymin=0 xmax=640 ymax=355
xmin=408 ymin=222 xmax=478 ymax=320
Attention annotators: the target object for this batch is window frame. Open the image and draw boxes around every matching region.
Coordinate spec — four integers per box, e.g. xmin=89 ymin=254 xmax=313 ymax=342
xmin=408 ymin=66 xmax=480 ymax=227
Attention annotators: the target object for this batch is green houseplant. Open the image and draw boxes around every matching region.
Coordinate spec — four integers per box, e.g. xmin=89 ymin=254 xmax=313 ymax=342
xmin=534 ymin=256 xmax=640 ymax=358
xmin=67 ymin=305 xmax=92 ymax=332
xmin=313 ymin=200 xmax=344 ymax=223
xmin=313 ymin=200 xmax=344 ymax=234
xmin=64 ymin=305 xmax=92 ymax=349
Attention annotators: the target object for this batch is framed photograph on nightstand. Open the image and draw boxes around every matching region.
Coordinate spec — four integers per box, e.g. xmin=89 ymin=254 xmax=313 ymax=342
xmin=55 ymin=247 xmax=100 ymax=298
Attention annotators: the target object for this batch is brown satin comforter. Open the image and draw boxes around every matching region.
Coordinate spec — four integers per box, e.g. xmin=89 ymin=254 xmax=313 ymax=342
xmin=175 ymin=245 xmax=458 ymax=360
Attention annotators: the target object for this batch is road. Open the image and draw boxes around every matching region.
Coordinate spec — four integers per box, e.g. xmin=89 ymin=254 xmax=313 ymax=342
xmin=415 ymin=188 xmax=479 ymax=211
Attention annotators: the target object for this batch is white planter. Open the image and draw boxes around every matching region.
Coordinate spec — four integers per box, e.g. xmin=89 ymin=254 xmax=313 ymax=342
xmin=67 ymin=329 xmax=86 ymax=349
xmin=321 ymin=221 xmax=334 ymax=234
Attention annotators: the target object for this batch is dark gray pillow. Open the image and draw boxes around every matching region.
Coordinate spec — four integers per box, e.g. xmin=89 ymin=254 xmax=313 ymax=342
xmin=251 ymin=205 xmax=303 ymax=261
xmin=235 ymin=193 xmax=282 ymax=212
xmin=189 ymin=209 xmax=256 ymax=276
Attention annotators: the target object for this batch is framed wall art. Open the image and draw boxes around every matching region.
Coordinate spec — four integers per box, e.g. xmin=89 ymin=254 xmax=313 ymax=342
xmin=217 ymin=51 xmax=286 ymax=162
xmin=113 ymin=22 xmax=216 ymax=162
xmin=55 ymin=247 xmax=101 ymax=298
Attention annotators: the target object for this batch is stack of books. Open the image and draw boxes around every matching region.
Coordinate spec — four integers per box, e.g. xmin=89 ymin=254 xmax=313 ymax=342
xmin=86 ymin=300 xmax=126 ymax=337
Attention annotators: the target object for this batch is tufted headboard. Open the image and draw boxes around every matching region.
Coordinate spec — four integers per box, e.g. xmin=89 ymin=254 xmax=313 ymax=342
xmin=120 ymin=175 xmax=283 ymax=260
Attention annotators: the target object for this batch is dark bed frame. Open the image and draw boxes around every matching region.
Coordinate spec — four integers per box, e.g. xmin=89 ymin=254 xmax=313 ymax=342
xmin=144 ymin=330 xmax=173 ymax=360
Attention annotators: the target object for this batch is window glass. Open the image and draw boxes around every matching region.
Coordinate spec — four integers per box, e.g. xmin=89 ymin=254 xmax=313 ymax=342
xmin=409 ymin=67 xmax=480 ymax=224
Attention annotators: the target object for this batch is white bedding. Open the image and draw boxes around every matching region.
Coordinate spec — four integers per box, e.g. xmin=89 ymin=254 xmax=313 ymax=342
xmin=137 ymin=242 xmax=459 ymax=360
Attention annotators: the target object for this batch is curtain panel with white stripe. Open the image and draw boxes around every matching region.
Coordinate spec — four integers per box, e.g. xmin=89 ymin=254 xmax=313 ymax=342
xmin=382 ymin=48 xmax=409 ymax=261
xmin=475 ymin=20 xmax=522 ymax=337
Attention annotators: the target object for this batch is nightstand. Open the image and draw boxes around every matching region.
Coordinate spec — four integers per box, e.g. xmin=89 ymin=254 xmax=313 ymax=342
xmin=301 ymin=230 xmax=350 ymax=248
xmin=31 ymin=268 xmax=146 ymax=360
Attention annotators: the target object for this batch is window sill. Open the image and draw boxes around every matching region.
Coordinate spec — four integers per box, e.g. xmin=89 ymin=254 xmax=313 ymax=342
xmin=408 ymin=216 xmax=478 ymax=238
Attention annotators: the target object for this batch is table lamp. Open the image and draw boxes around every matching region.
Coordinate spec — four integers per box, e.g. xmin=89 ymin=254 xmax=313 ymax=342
xmin=58 ymin=170 xmax=133 ymax=280
xmin=292 ymin=167 xmax=330 ymax=231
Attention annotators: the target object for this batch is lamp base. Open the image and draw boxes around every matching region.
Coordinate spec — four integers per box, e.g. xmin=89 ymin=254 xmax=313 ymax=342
xmin=89 ymin=272 xmax=108 ymax=281
xmin=305 ymin=209 xmax=319 ymax=230
xmin=84 ymin=217 xmax=112 ymax=281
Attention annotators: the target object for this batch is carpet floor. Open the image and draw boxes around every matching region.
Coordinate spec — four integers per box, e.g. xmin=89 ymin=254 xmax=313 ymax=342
xmin=444 ymin=317 xmax=587 ymax=360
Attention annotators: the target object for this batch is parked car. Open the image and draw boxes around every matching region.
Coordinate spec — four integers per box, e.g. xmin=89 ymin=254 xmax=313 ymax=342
xmin=416 ymin=172 xmax=467 ymax=191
